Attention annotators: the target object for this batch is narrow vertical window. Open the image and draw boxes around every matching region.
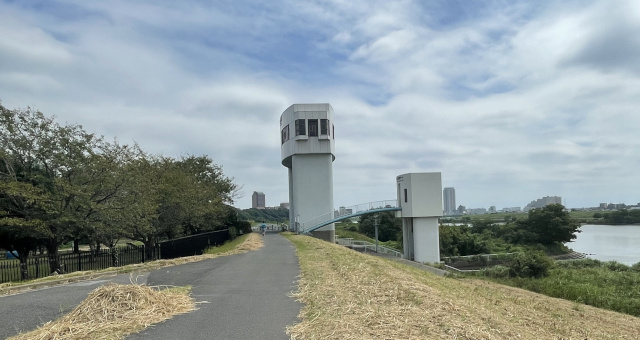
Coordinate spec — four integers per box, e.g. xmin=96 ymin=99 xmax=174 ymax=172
xmin=320 ymin=119 xmax=328 ymax=135
xmin=281 ymin=125 xmax=289 ymax=144
xmin=295 ymin=119 xmax=306 ymax=136
xmin=308 ymin=119 xmax=318 ymax=137
xmin=404 ymin=189 xmax=408 ymax=203
xmin=332 ymin=124 xmax=335 ymax=139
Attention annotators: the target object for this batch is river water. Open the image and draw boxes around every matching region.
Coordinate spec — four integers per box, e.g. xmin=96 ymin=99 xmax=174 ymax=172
xmin=567 ymin=224 xmax=640 ymax=266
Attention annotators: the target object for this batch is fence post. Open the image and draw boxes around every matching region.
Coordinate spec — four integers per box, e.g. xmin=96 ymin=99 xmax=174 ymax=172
xmin=35 ymin=257 xmax=40 ymax=279
xmin=78 ymin=252 xmax=82 ymax=272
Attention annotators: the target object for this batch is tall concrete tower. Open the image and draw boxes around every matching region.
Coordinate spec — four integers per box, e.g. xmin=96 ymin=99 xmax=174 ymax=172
xmin=280 ymin=103 xmax=335 ymax=242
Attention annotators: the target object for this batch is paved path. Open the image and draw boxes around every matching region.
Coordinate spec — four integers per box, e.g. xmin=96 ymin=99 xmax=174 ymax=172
xmin=126 ymin=231 xmax=301 ymax=340
xmin=0 ymin=273 xmax=150 ymax=339
xmin=0 ymin=232 xmax=301 ymax=340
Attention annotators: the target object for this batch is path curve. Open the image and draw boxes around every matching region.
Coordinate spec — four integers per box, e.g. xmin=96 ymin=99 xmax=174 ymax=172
xmin=126 ymin=232 xmax=301 ymax=340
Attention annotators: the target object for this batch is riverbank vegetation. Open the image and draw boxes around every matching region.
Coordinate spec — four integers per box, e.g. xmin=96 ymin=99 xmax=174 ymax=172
xmin=477 ymin=258 xmax=640 ymax=317
xmin=285 ymin=234 xmax=640 ymax=339
xmin=593 ymin=209 xmax=640 ymax=225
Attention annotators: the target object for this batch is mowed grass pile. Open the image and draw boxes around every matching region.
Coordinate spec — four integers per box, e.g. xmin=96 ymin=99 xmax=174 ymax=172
xmin=285 ymin=234 xmax=640 ymax=340
xmin=8 ymin=283 xmax=194 ymax=340
xmin=5 ymin=232 xmax=264 ymax=339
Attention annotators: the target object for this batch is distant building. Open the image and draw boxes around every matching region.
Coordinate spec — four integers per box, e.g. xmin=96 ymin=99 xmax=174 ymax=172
xmin=334 ymin=206 xmax=353 ymax=217
xmin=467 ymin=208 xmax=487 ymax=215
xmin=457 ymin=205 xmax=466 ymax=215
xmin=502 ymin=207 xmax=522 ymax=213
xmin=443 ymin=187 xmax=456 ymax=215
xmin=489 ymin=206 xmax=497 ymax=213
xmin=280 ymin=202 xmax=290 ymax=209
xmin=524 ymin=196 xmax=562 ymax=211
xmin=252 ymin=191 xmax=266 ymax=209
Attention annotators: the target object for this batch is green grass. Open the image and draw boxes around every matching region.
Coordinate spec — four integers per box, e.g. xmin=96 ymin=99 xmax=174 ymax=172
xmin=481 ymin=259 xmax=640 ymax=317
xmin=334 ymin=223 xmax=402 ymax=250
xmin=203 ymin=233 xmax=250 ymax=255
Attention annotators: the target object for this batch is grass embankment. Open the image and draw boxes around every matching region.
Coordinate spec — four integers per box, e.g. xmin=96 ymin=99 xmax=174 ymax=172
xmin=483 ymin=259 xmax=640 ymax=317
xmin=6 ymin=232 xmax=263 ymax=339
xmin=284 ymin=234 xmax=640 ymax=339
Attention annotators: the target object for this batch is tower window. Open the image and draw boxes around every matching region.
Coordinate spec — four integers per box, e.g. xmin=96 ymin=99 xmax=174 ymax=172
xmin=281 ymin=125 xmax=289 ymax=144
xmin=308 ymin=119 xmax=318 ymax=137
xmin=320 ymin=119 xmax=328 ymax=135
xmin=295 ymin=119 xmax=306 ymax=136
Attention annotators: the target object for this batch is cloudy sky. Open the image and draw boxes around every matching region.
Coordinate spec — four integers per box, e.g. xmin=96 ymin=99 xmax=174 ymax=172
xmin=1 ymin=0 xmax=639 ymax=211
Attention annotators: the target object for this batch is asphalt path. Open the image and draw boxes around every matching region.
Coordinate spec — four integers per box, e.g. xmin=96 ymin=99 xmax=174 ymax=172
xmin=0 ymin=232 xmax=302 ymax=340
xmin=127 ymin=231 xmax=301 ymax=340
xmin=0 ymin=272 xmax=150 ymax=339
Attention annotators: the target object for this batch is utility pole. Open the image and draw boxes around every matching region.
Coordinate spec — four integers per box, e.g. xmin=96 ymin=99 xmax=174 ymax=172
xmin=374 ymin=214 xmax=380 ymax=253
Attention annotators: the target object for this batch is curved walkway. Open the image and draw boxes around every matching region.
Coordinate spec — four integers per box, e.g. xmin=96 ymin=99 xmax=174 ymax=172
xmin=0 ymin=232 xmax=301 ymax=340
xmin=126 ymin=232 xmax=301 ymax=339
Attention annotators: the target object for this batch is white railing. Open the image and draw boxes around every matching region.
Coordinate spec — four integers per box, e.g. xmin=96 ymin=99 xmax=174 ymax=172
xmin=299 ymin=200 xmax=399 ymax=233
xmin=336 ymin=237 xmax=403 ymax=258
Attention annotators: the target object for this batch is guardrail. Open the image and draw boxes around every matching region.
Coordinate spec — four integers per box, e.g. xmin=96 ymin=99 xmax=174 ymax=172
xmin=336 ymin=238 xmax=403 ymax=258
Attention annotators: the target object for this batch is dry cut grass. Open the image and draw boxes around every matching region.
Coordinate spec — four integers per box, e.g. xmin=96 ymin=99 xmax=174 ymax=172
xmin=4 ymin=233 xmax=264 ymax=339
xmin=285 ymin=234 xmax=640 ymax=340
xmin=8 ymin=283 xmax=194 ymax=340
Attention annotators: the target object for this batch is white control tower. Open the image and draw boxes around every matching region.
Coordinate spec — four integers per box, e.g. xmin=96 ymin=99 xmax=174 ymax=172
xmin=280 ymin=104 xmax=335 ymax=242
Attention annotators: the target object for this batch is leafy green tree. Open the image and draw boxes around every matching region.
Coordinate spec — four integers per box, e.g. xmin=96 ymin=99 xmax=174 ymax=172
xmin=358 ymin=211 xmax=401 ymax=242
xmin=517 ymin=204 xmax=580 ymax=246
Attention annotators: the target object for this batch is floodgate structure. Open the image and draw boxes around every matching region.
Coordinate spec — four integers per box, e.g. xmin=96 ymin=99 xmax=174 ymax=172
xmin=280 ymin=103 xmax=443 ymax=263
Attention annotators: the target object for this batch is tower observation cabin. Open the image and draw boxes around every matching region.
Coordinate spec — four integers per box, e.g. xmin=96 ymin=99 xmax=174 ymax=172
xmin=280 ymin=103 xmax=336 ymax=242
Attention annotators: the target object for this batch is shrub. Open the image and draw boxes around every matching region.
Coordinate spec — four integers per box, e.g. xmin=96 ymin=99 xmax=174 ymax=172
xmin=604 ymin=261 xmax=630 ymax=272
xmin=556 ymin=258 xmax=602 ymax=269
xmin=508 ymin=251 xmax=554 ymax=278
xmin=631 ymin=262 xmax=640 ymax=272
xmin=482 ymin=265 xmax=511 ymax=278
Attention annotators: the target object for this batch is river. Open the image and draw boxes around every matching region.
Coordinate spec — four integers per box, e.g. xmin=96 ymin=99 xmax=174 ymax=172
xmin=567 ymin=224 xmax=640 ymax=266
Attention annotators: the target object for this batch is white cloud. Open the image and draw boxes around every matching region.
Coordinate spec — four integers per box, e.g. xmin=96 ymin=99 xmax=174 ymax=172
xmin=1 ymin=0 xmax=638 ymax=211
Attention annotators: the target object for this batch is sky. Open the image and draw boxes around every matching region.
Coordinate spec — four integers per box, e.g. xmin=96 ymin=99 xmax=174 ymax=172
xmin=1 ymin=0 xmax=639 ymax=211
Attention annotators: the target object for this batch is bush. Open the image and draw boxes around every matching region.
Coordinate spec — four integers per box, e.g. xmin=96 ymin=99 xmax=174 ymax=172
xmin=482 ymin=265 xmax=511 ymax=278
xmin=631 ymin=262 xmax=640 ymax=272
xmin=556 ymin=258 xmax=603 ymax=269
xmin=604 ymin=261 xmax=630 ymax=272
xmin=508 ymin=251 xmax=553 ymax=278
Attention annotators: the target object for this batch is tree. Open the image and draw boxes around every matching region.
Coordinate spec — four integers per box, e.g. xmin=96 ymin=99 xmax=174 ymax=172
xmin=517 ymin=204 xmax=580 ymax=246
xmin=358 ymin=211 xmax=401 ymax=242
xmin=0 ymin=104 xmax=130 ymax=272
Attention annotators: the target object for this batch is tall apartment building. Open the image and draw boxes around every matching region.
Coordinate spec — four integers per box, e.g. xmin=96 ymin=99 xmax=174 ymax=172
xmin=443 ymin=187 xmax=456 ymax=215
xmin=252 ymin=191 xmax=266 ymax=209
xmin=524 ymin=196 xmax=562 ymax=211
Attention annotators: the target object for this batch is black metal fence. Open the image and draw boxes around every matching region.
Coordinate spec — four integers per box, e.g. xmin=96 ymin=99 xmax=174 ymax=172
xmin=0 ymin=245 xmax=158 ymax=284
xmin=159 ymin=229 xmax=230 ymax=259
xmin=0 ymin=229 xmax=232 ymax=284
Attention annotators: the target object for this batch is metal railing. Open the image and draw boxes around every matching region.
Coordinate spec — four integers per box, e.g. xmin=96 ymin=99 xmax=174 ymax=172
xmin=299 ymin=200 xmax=400 ymax=234
xmin=336 ymin=238 xmax=403 ymax=258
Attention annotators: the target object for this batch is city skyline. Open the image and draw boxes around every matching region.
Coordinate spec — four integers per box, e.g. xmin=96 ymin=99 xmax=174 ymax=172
xmin=1 ymin=1 xmax=638 ymax=210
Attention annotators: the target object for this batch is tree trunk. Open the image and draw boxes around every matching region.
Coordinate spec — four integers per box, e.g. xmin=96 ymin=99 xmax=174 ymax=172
xmin=45 ymin=241 xmax=62 ymax=274
xmin=144 ymin=237 xmax=156 ymax=261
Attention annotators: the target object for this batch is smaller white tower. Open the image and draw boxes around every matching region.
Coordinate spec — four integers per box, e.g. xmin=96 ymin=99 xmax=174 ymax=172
xmin=396 ymin=173 xmax=443 ymax=263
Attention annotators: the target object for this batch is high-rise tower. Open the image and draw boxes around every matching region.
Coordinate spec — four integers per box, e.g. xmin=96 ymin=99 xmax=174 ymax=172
xmin=280 ymin=103 xmax=335 ymax=242
xmin=443 ymin=187 xmax=456 ymax=215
